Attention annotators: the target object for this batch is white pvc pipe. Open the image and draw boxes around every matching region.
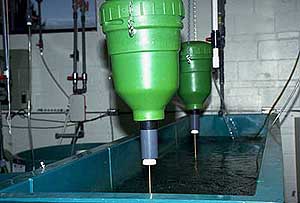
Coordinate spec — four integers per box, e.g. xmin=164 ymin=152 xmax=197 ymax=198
xmin=212 ymin=0 xmax=218 ymax=31
xmin=211 ymin=0 xmax=219 ymax=68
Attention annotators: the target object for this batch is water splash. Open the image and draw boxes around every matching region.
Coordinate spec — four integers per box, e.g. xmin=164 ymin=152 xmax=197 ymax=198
xmin=222 ymin=115 xmax=239 ymax=139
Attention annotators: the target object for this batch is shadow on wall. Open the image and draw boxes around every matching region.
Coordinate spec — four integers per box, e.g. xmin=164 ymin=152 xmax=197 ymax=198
xmin=113 ymin=93 xmax=139 ymax=136
xmin=161 ymin=101 xmax=177 ymax=126
xmin=98 ymin=39 xmax=109 ymax=72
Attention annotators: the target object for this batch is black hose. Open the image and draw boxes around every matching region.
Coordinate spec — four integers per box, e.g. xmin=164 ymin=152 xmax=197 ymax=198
xmin=40 ymin=54 xmax=69 ymax=98
xmin=255 ymin=49 xmax=300 ymax=137
xmin=2 ymin=113 xmax=109 ymax=129
xmin=35 ymin=0 xmax=69 ymax=98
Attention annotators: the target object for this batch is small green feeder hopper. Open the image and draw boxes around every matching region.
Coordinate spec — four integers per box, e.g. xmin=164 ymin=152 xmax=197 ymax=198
xmin=178 ymin=41 xmax=212 ymax=134
xmin=100 ymin=0 xmax=184 ymax=165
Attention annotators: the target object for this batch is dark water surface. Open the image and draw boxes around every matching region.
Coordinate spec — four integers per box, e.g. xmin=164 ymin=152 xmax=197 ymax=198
xmin=114 ymin=136 xmax=265 ymax=195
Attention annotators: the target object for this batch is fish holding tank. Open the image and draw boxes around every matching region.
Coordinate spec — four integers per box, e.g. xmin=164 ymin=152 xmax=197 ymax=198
xmin=0 ymin=0 xmax=284 ymax=202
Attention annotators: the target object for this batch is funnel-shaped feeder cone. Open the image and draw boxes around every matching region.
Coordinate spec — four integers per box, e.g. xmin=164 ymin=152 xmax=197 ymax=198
xmin=178 ymin=41 xmax=212 ymax=134
xmin=100 ymin=0 xmax=185 ymax=121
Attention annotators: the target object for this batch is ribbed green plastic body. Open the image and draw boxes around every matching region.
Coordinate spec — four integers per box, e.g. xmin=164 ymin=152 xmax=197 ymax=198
xmin=178 ymin=41 xmax=212 ymax=110
xmin=100 ymin=0 xmax=184 ymax=121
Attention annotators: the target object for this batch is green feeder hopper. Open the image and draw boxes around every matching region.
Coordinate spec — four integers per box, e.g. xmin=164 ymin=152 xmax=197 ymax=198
xmin=100 ymin=0 xmax=184 ymax=165
xmin=178 ymin=41 xmax=212 ymax=134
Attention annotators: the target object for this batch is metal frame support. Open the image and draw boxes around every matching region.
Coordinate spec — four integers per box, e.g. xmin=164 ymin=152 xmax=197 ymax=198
xmin=69 ymin=0 xmax=88 ymax=95
xmin=218 ymin=0 xmax=226 ymax=116
xmin=211 ymin=0 xmax=226 ymax=116
xmin=0 ymin=0 xmax=9 ymax=173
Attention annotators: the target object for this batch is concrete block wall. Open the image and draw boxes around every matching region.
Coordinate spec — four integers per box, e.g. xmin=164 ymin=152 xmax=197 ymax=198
xmin=187 ymin=0 xmax=300 ymax=202
xmin=183 ymin=0 xmax=300 ymax=202
xmin=0 ymin=0 xmax=300 ymax=202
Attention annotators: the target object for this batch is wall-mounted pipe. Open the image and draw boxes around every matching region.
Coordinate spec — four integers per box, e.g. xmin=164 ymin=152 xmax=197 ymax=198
xmin=218 ymin=0 xmax=226 ymax=116
xmin=72 ymin=0 xmax=79 ymax=94
xmin=0 ymin=0 xmax=9 ymax=167
xmin=211 ymin=0 xmax=226 ymax=116
xmin=80 ymin=2 xmax=87 ymax=94
xmin=36 ymin=0 xmax=43 ymax=51
xmin=1 ymin=0 xmax=9 ymax=75
xmin=27 ymin=0 xmax=35 ymax=171
xmin=211 ymin=0 xmax=219 ymax=69
xmin=70 ymin=0 xmax=88 ymax=95
xmin=1 ymin=0 xmax=12 ymax=137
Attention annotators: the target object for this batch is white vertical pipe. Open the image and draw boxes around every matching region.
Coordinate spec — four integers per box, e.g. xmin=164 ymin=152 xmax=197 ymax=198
xmin=212 ymin=0 xmax=218 ymax=30
xmin=211 ymin=0 xmax=219 ymax=68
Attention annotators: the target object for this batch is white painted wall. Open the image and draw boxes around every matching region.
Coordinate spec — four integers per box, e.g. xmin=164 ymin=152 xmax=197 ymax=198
xmin=1 ymin=0 xmax=300 ymax=202
xmin=200 ymin=1 xmax=300 ymax=202
xmin=0 ymin=31 xmax=139 ymax=154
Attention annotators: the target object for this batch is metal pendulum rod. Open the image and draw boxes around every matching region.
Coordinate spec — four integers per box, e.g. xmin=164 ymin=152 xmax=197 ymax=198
xmin=148 ymin=165 xmax=152 ymax=195
xmin=193 ymin=133 xmax=199 ymax=175
xmin=190 ymin=110 xmax=199 ymax=161
xmin=193 ymin=133 xmax=197 ymax=161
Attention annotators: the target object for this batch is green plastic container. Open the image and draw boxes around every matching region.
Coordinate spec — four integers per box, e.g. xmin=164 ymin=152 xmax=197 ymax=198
xmin=100 ymin=0 xmax=184 ymax=121
xmin=178 ymin=41 xmax=212 ymax=110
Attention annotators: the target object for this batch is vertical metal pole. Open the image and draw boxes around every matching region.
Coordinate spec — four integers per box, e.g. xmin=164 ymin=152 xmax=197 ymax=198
xmin=0 ymin=103 xmax=4 ymax=162
xmin=219 ymin=50 xmax=225 ymax=115
xmin=81 ymin=5 xmax=86 ymax=74
xmin=1 ymin=0 xmax=9 ymax=74
xmin=1 ymin=0 xmax=12 ymax=135
xmin=27 ymin=101 xmax=35 ymax=170
xmin=148 ymin=165 xmax=152 ymax=195
xmin=81 ymin=2 xmax=87 ymax=93
xmin=211 ymin=0 xmax=219 ymax=69
xmin=37 ymin=0 xmax=43 ymax=51
xmin=0 ymin=0 xmax=6 ymax=168
xmin=218 ymin=0 xmax=226 ymax=116
xmin=295 ymin=118 xmax=300 ymax=201
xmin=72 ymin=0 xmax=78 ymax=94
xmin=27 ymin=0 xmax=35 ymax=171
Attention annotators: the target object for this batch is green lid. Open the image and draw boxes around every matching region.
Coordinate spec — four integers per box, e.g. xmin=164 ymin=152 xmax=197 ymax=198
xmin=180 ymin=41 xmax=212 ymax=60
xmin=100 ymin=0 xmax=185 ymax=32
